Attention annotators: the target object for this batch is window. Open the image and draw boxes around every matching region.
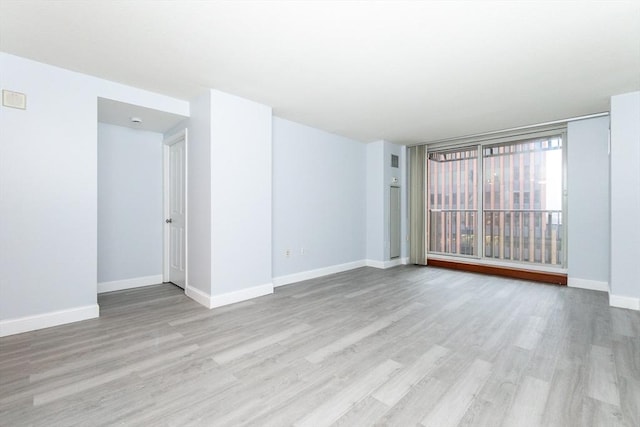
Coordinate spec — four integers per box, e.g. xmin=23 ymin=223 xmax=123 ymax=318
xmin=427 ymin=148 xmax=478 ymax=256
xmin=427 ymin=133 xmax=565 ymax=268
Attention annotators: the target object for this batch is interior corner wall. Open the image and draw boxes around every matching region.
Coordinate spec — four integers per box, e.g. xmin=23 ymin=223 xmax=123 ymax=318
xmin=383 ymin=142 xmax=407 ymax=259
xmin=186 ymin=91 xmax=213 ymax=295
xmin=210 ymin=90 xmax=273 ymax=295
xmin=0 ymin=52 xmax=188 ymax=335
xmin=97 ymin=123 xmax=163 ymax=284
xmin=566 ymin=116 xmax=610 ymax=288
xmin=366 ymin=140 xmax=407 ymax=264
xmin=610 ymin=91 xmax=640 ymax=303
xmin=0 ymin=53 xmax=98 ymax=323
xmin=272 ymin=117 xmax=367 ymax=279
xmin=366 ymin=141 xmax=385 ymax=261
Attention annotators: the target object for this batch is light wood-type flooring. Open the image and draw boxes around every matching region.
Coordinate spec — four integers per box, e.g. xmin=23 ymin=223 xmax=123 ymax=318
xmin=1 ymin=266 xmax=639 ymax=426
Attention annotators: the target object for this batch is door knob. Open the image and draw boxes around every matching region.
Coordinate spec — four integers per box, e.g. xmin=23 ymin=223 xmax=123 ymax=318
xmin=165 ymin=218 xmax=172 ymax=223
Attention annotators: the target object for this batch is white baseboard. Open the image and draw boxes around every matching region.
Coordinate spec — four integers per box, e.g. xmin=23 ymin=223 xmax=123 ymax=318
xmin=609 ymin=294 xmax=640 ymax=311
xmin=98 ymin=274 xmax=164 ymax=293
xmin=562 ymin=276 xmax=640 ymax=311
xmin=365 ymin=258 xmax=408 ymax=269
xmin=568 ymin=277 xmax=609 ymax=292
xmin=273 ymin=260 xmax=367 ymax=287
xmin=210 ymin=283 xmax=273 ymax=308
xmin=0 ymin=304 xmax=100 ymax=337
xmin=185 ymin=285 xmax=213 ymax=308
xmin=186 ymin=283 xmax=274 ymax=309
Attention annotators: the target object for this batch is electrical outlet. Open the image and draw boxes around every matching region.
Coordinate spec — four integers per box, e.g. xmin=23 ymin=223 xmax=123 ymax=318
xmin=285 ymin=249 xmax=291 ymax=258
xmin=2 ymin=90 xmax=26 ymax=110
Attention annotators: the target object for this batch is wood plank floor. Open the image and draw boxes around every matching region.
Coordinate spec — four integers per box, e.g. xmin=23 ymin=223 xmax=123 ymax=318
xmin=1 ymin=266 xmax=638 ymax=426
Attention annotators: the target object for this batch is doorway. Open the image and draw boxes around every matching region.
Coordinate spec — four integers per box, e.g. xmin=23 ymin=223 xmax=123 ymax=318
xmin=163 ymin=130 xmax=187 ymax=288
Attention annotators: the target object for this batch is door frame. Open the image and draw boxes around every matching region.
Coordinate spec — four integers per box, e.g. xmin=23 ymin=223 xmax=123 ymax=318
xmin=162 ymin=129 xmax=188 ymax=288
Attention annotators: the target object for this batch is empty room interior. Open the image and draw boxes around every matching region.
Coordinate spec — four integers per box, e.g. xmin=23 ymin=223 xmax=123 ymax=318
xmin=1 ymin=1 xmax=639 ymax=426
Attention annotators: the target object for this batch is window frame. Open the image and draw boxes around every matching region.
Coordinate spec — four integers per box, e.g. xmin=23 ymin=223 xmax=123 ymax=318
xmin=425 ymin=126 xmax=568 ymax=272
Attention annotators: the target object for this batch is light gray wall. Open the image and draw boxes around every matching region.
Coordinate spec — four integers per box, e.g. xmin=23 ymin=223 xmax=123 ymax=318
xmin=272 ymin=117 xmax=366 ymax=278
xmin=97 ymin=123 xmax=163 ymax=283
xmin=610 ymin=91 xmax=640 ymax=300
xmin=383 ymin=142 xmax=407 ymax=260
xmin=0 ymin=53 xmax=188 ymax=325
xmin=366 ymin=141 xmax=385 ymax=261
xmin=567 ymin=116 xmax=610 ymax=285
xmin=186 ymin=91 xmax=212 ymax=294
xmin=0 ymin=54 xmax=97 ymax=320
xmin=210 ymin=90 xmax=273 ymax=294
xmin=366 ymin=140 xmax=407 ymax=262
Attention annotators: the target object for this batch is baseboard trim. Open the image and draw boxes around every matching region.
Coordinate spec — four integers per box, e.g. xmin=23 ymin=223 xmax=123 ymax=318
xmin=273 ymin=260 xmax=367 ymax=287
xmin=185 ymin=285 xmax=213 ymax=308
xmin=568 ymin=277 xmax=609 ymax=292
xmin=609 ymin=294 xmax=640 ymax=311
xmin=98 ymin=274 xmax=164 ymax=293
xmin=210 ymin=283 xmax=273 ymax=308
xmin=186 ymin=283 xmax=274 ymax=309
xmin=365 ymin=258 xmax=408 ymax=269
xmin=0 ymin=304 xmax=100 ymax=337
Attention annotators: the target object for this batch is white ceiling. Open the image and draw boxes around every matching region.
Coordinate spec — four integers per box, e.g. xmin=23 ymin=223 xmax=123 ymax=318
xmin=1 ymin=1 xmax=639 ymax=143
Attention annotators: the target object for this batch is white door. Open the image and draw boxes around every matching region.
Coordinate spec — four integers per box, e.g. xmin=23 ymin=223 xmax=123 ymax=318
xmin=165 ymin=136 xmax=186 ymax=288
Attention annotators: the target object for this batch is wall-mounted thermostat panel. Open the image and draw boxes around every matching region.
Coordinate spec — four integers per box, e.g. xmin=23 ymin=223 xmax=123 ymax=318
xmin=2 ymin=90 xmax=27 ymax=110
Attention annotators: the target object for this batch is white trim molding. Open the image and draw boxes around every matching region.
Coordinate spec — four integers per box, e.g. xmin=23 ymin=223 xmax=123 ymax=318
xmin=273 ymin=260 xmax=367 ymax=287
xmin=609 ymin=294 xmax=640 ymax=311
xmin=185 ymin=285 xmax=213 ymax=308
xmin=568 ymin=277 xmax=609 ymax=293
xmin=365 ymin=258 xmax=408 ymax=269
xmin=98 ymin=274 xmax=164 ymax=293
xmin=186 ymin=283 xmax=274 ymax=309
xmin=210 ymin=283 xmax=273 ymax=308
xmin=567 ymin=277 xmax=640 ymax=310
xmin=0 ymin=304 xmax=100 ymax=337
xmin=273 ymin=258 xmax=411 ymax=288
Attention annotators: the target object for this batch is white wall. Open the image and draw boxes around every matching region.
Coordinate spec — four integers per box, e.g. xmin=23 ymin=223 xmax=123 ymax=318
xmin=0 ymin=53 xmax=188 ymax=335
xmin=272 ymin=117 xmax=366 ymax=279
xmin=184 ymin=89 xmax=273 ymax=306
xmin=366 ymin=141 xmax=385 ymax=261
xmin=210 ymin=90 xmax=273 ymax=296
xmin=186 ymin=92 xmax=212 ymax=295
xmin=366 ymin=140 xmax=407 ymax=265
xmin=0 ymin=54 xmax=97 ymax=324
xmin=610 ymin=91 xmax=640 ymax=309
xmin=567 ymin=116 xmax=610 ymax=290
xmin=97 ymin=123 xmax=163 ymax=284
xmin=383 ymin=142 xmax=407 ymax=260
